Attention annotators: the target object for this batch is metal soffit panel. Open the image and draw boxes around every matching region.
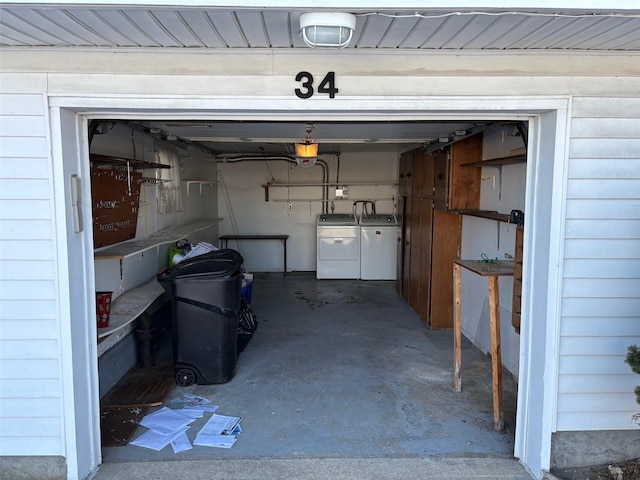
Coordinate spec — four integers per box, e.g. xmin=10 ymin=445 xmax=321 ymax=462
xmin=1 ymin=7 xmax=640 ymax=51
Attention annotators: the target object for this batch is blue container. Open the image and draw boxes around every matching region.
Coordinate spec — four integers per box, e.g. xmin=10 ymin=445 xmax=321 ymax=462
xmin=241 ymin=273 xmax=253 ymax=303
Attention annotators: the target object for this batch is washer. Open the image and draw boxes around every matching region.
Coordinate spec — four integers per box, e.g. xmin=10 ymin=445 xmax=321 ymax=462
xmin=360 ymin=214 xmax=399 ymax=280
xmin=316 ymin=213 xmax=360 ymax=279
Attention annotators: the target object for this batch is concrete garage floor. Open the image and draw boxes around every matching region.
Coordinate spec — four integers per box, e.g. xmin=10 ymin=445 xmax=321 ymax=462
xmin=96 ymin=272 xmax=531 ymax=479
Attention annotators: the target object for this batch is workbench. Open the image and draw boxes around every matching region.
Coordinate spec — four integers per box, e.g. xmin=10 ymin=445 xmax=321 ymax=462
xmin=452 ymin=258 xmax=514 ymax=431
xmin=219 ymin=234 xmax=289 ymax=274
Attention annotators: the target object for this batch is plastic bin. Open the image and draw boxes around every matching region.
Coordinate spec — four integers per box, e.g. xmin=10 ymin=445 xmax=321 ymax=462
xmin=241 ymin=273 xmax=253 ymax=303
xmin=158 ymin=249 xmax=244 ymax=386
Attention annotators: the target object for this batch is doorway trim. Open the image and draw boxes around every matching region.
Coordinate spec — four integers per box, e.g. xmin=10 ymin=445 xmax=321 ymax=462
xmin=51 ymin=94 xmax=569 ymax=480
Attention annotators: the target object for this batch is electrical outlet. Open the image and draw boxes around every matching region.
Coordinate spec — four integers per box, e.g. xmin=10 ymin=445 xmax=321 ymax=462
xmin=288 ymin=202 xmax=293 ymax=210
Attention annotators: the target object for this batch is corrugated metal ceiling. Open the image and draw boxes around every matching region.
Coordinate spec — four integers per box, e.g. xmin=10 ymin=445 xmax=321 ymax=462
xmin=1 ymin=7 xmax=639 ymax=50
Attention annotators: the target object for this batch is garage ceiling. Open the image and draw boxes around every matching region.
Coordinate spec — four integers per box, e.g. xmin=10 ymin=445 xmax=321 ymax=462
xmin=114 ymin=119 xmax=499 ymax=156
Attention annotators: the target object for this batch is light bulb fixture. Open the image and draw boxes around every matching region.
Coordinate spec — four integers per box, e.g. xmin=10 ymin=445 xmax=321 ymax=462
xmin=299 ymin=12 xmax=356 ymax=48
xmin=295 ymin=142 xmax=318 ymax=158
xmin=295 ymin=123 xmax=318 ymax=167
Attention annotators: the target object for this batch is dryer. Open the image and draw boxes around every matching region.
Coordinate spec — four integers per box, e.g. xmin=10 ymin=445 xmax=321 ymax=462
xmin=316 ymin=214 xmax=360 ymax=279
xmin=360 ymin=214 xmax=399 ymax=280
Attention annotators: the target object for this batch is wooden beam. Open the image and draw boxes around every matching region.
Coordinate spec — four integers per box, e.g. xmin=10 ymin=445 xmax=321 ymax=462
xmin=488 ymin=275 xmax=504 ymax=431
xmin=453 ymin=262 xmax=462 ymax=392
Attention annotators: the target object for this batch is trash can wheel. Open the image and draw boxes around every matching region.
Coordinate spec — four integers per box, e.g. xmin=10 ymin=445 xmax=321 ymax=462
xmin=176 ymin=368 xmax=196 ymax=386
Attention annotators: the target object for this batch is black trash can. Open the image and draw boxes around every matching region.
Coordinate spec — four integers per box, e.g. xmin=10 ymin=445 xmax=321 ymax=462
xmin=158 ymin=249 xmax=244 ymax=386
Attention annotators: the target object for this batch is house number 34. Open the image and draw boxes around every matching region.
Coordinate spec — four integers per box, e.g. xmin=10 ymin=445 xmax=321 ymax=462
xmin=295 ymin=71 xmax=338 ymax=99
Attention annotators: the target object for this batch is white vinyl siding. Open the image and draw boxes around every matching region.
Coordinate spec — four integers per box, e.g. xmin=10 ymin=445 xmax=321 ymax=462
xmin=0 ymin=78 xmax=64 ymax=455
xmin=557 ymin=97 xmax=640 ymax=431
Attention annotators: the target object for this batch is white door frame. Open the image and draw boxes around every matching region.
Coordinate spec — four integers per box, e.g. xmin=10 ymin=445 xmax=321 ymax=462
xmin=51 ymin=94 xmax=569 ymax=480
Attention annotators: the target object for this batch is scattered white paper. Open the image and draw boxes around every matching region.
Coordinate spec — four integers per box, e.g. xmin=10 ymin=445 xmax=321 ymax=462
xmin=179 ymin=408 xmax=205 ymax=419
xmin=193 ymin=434 xmax=237 ymax=449
xmin=171 ymin=393 xmax=212 ymax=407
xmin=140 ymin=406 xmax=194 ymax=435
xmin=130 ymin=404 xmax=241 ymax=452
xmin=130 ymin=425 xmax=189 ymax=451
xmin=171 ymin=431 xmax=193 ymax=453
xmin=182 ymin=404 xmax=219 ymax=415
xmin=198 ymin=414 xmax=242 ymax=436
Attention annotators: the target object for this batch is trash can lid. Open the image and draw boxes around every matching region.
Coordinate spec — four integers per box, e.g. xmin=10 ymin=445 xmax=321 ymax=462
xmin=167 ymin=248 xmax=244 ymax=278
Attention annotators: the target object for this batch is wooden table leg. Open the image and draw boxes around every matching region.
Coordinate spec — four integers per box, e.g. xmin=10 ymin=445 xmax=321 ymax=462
xmin=488 ymin=275 xmax=504 ymax=431
xmin=453 ymin=263 xmax=462 ymax=392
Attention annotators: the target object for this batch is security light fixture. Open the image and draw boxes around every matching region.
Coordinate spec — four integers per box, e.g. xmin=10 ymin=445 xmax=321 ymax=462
xmin=299 ymin=12 xmax=356 ymax=48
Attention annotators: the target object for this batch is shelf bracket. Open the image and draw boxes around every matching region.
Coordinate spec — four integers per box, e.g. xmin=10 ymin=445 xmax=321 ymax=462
xmin=185 ymin=181 xmax=215 ymax=196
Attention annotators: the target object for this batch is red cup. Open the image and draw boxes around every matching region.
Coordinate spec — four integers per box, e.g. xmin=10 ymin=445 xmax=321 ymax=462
xmin=96 ymin=291 xmax=113 ymax=328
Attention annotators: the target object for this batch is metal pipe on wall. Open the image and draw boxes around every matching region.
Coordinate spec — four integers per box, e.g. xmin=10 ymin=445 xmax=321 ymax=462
xmin=218 ymin=155 xmax=330 ymax=214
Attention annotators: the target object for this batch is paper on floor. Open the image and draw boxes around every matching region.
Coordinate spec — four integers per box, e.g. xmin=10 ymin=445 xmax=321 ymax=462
xmin=130 ymin=405 xmax=241 ymax=452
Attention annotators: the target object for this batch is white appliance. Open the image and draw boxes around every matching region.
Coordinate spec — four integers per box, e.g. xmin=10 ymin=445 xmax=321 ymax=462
xmin=316 ymin=213 xmax=360 ymax=279
xmin=360 ymin=214 xmax=399 ymax=280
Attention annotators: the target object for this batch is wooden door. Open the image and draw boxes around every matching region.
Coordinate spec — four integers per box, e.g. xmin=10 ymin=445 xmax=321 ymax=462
xmin=429 ymin=210 xmax=462 ymax=329
xmin=408 ymin=195 xmax=423 ymax=311
xmin=511 ymin=226 xmax=524 ymax=334
xmin=400 ymin=196 xmax=412 ymax=302
xmin=413 ymin=150 xmax=435 ymax=197
xmin=416 ymin=197 xmax=434 ymax=323
xmin=396 ymin=195 xmax=406 ymax=296
xmin=433 ymin=149 xmax=449 ymax=210
xmin=448 ymin=133 xmax=482 ymax=211
xmin=398 ymin=151 xmax=414 ymax=196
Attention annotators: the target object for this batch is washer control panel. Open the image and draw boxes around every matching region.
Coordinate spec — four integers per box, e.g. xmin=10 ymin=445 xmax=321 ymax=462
xmin=360 ymin=214 xmax=398 ymax=225
xmin=317 ymin=214 xmax=358 ymax=225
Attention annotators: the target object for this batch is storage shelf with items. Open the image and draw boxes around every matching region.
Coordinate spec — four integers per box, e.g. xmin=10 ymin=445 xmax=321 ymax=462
xmin=90 ymin=153 xmax=170 ymax=170
xmin=95 ymin=218 xmax=223 ymax=355
xmin=453 ymin=209 xmax=511 ymax=223
xmin=458 ymin=149 xmax=526 ymax=209
xmin=460 ymin=153 xmax=526 ymax=168
xmin=94 ymin=218 xmax=222 ymax=261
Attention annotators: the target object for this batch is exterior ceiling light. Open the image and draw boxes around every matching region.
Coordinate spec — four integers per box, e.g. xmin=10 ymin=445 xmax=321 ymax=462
xmin=299 ymin=12 xmax=356 ymax=48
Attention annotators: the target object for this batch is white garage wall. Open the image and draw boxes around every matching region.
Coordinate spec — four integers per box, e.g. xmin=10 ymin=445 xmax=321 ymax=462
xmin=0 ymin=75 xmax=64 ymax=455
xmin=217 ymin=144 xmax=399 ymax=272
xmin=556 ymin=97 xmax=640 ymax=431
xmin=460 ymin=125 xmax=527 ymax=378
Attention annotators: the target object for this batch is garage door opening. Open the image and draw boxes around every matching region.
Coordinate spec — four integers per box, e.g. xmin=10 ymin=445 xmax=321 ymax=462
xmin=88 ymin=117 xmax=527 ymax=460
xmin=54 ymin=99 xmax=566 ymax=478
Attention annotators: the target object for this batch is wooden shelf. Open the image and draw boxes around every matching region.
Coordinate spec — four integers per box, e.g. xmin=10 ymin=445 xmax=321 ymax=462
xmin=95 ymin=218 xmax=222 ymax=259
xmin=461 ymin=154 xmax=526 ymax=168
xmin=454 ymin=210 xmax=511 ymax=222
xmin=97 ymin=280 xmax=166 ymax=341
xmin=90 ymin=153 xmax=170 ymax=170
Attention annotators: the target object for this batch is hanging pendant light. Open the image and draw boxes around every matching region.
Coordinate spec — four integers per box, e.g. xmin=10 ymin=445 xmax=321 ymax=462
xmin=295 ymin=142 xmax=318 ymax=158
xmin=295 ymin=123 xmax=318 ymax=167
